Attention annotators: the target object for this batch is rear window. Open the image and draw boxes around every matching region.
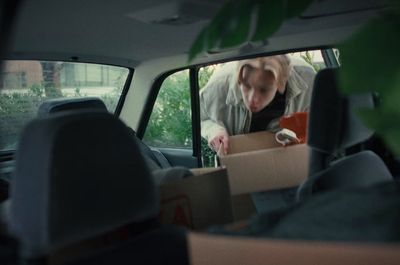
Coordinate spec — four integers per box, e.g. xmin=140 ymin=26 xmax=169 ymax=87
xmin=0 ymin=60 xmax=129 ymax=152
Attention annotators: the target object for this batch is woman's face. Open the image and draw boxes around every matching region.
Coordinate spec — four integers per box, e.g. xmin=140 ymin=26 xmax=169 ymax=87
xmin=240 ymin=66 xmax=278 ymax=113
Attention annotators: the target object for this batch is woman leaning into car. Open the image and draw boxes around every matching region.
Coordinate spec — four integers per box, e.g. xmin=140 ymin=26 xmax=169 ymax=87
xmin=200 ymin=55 xmax=316 ymax=154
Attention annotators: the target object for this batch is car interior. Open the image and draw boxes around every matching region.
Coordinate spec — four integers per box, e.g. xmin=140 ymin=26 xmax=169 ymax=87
xmin=1 ymin=0 xmax=400 ymax=264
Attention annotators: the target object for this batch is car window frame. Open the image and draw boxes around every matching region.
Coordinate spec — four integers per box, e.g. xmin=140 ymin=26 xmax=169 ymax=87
xmin=114 ymin=68 xmax=134 ymax=116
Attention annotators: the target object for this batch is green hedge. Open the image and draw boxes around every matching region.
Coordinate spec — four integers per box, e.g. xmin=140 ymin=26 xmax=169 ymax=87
xmin=0 ymin=84 xmax=120 ymax=151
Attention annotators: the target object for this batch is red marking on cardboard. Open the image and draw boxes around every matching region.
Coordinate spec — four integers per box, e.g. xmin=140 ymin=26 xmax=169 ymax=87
xmin=160 ymin=194 xmax=193 ymax=228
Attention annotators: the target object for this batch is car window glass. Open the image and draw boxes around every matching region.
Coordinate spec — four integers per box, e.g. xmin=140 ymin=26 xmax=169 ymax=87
xmin=0 ymin=60 xmax=129 ymax=152
xmin=143 ymin=69 xmax=192 ymax=149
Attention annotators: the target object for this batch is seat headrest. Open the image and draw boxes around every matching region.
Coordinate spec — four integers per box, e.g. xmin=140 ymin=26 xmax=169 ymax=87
xmin=307 ymin=68 xmax=374 ymax=153
xmin=37 ymin=97 xmax=107 ymax=117
xmin=10 ymin=111 xmax=159 ymax=258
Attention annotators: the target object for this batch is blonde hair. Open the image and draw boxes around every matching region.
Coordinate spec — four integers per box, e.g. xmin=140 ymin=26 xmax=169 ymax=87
xmin=237 ymin=55 xmax=291 ymax=93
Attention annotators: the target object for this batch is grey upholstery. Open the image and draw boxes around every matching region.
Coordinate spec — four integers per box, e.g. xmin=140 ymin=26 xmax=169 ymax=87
xmin=297 ymin=151 xmax=392 ymax=200
xmin=37 ymin=97 xmax=107 ymax=117
xmin=307 ymin=68 xmax=374 ymax=174
xmin=222 ymin=181 xmax=400 ymax=242
xmin=10 ymin=111 xmax=159 ymax=258
xmin=297 ymin=68 xmax=392 ymax=201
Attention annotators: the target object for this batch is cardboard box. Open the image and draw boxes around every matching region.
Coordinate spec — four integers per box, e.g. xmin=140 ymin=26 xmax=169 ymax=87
xmin=189 ymin=233 xmax=400 ymax=265
xmin=160 ymin=167 xmax=234 ymax=230
xmin=218 ymin=131 xmax=309 ymax=220
xmin=223 ymin=131 xmax=282 ymax=154
xmin=219 ymin=131 xmax=308 ymax=195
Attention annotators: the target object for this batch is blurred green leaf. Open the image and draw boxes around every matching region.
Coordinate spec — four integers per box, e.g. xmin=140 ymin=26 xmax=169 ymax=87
xmin=188 ymin=0 xmax=314 ymax=62
xmin=205 ymin=2 xmax=233 ymax=51
xmin=358 ymin=108 xmax=400 ymax=155
xmin=188 ymin=28 xmax=207 ymax=62
xmin=251 ymin=0 xmax=284 ymax=42
xmin=339 ymin=12 xmax=400 ymax=96
xmin=339 ymin=8 xmax=400 ymax=154
xmin=219 ymin=1 xmax=252 ymax=48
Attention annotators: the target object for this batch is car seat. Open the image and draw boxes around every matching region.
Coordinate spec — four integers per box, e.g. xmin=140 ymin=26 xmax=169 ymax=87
xmin=297 ymin=68 xmax=392 ymax=200
xmin=37 ymin=97 xmax=108 ymax=117
xmin=9 ymin=111 xmax=188 ymax=264
xmin=37 ymin=97 xmax=173 ymax=171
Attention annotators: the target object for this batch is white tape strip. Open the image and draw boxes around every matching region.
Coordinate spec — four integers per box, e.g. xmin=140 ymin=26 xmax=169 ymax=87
xmin=275 ymin=128 xmax=300 ymax=146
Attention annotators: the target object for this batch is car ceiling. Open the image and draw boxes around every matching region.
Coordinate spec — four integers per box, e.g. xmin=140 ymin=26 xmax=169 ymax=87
xmin=8 ymin=0 xmax=387 ymax=68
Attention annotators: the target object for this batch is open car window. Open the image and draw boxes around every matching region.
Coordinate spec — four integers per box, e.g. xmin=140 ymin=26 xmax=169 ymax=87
xmin=0 ymin=60 xmax=129 ymax=152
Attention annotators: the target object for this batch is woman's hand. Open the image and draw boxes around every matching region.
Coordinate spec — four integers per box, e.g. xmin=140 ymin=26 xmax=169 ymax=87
xmin=208 ymin=130 xmax=229 ymax=155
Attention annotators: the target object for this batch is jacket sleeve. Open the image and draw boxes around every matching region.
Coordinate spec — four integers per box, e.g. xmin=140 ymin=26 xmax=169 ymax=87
xmin=290 ymin=64 xmax=316 ymax=113
xmin=296 ymin=65 xmax=316 ymax=112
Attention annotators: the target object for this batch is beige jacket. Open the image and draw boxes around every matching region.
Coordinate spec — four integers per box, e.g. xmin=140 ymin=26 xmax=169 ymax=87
xmin=200 ymin=59 xmax=316 ymax=141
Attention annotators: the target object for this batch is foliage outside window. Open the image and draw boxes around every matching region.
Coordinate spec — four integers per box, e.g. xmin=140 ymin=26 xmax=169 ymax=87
xmin=0 ymin=60 xmax=129 ymax=152
xmin=142 ymin=67 xmax=218 ymax=160
xmin=143 ymin=70 xmax=192 ymax=149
